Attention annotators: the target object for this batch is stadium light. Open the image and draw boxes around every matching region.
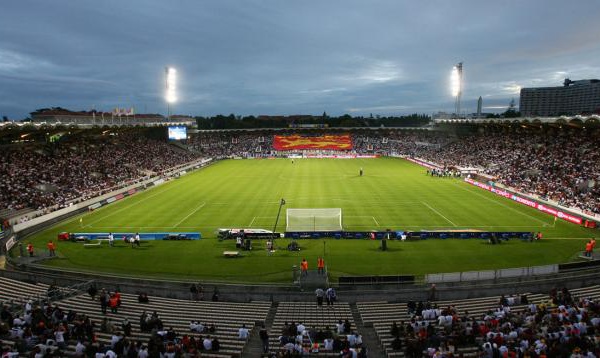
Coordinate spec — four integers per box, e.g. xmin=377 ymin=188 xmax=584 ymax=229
xmin=451 ymin=62 xmax=463 ymax=117
xmin=165 ymin=67 xmax=177 ymax=104
xmin=451 ymin=66 xmax=460 ymax=97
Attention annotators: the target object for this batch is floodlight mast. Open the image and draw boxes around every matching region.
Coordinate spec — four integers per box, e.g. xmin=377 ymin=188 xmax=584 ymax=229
xmin=165 ymin=67 xmax=177 ymax=121
xmin=451 ymin=62 xmax=463 ymax=117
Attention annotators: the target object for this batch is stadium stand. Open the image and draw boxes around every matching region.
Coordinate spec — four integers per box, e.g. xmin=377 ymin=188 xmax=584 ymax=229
xmin=5 ymin=273 xmax=600 ymax=357
xmin=268 ymin=301 xmax=363 ymax=356
xmin=0 ymin=276 xmax=271 ymax=357
xmin=0 ymin=130 xmax=201 ymax=218
xmin=357 ymin=285 xmax=600 ymax=357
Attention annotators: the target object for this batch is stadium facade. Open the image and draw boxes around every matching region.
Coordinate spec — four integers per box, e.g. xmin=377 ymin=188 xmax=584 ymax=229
xmin=519 ymin=78 xmax=600 ymax=116
xmin=30 ymin=108 xmax=194 ymax=127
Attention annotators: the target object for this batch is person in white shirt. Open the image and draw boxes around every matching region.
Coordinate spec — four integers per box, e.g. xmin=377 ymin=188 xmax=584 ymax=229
xmin=74 ymin=341 xmax=86 ymax=357
xmin=296 ymin=322 xmax=306 ymax=335
xmin=238 ymin=324 xmax=249 ymax=340
xmin=347 ymin=333 xmax=357 ymax=347
xmin=354 ymin=333 xmax=362 ymax=347
xmin=336 ymin=320 xmax=345 ymax=334
xmin=324 ymin=338 xmax=334 ymax=350
xmin=105 ymin=350 xmax=117 ymax=358
xmin=190 ymin=321 xmax=204 ymax=333
xmin=110 ymin=333 xmax=122 ymax=349
xmin=12 ymin=317 xmax=24 ymax=327
xmin=10 ymin=326 xmax=23 ymax=339
xmin=54 ymin=327 xmax=66 ymax=349
xmin=138 ymin=346 xmax=149 ymax=358
xmin=25 ymin=300 xmax=33 ymax=313
xmin=108 ymin=233 xmax=114 ymax=247
xmin=203 ymin=336 xmax=213 ymax=350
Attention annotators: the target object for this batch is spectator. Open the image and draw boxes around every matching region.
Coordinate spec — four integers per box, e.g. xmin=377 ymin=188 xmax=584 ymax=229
xmin=238 ymin=323 xmax=249 ymax=340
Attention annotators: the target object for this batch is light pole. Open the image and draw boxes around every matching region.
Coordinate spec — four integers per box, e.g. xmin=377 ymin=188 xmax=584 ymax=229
xmin=272 ymin=198 xmax=286 ymax=243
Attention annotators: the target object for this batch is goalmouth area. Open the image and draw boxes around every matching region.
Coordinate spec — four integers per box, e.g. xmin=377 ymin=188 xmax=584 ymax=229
xmin=17 ymin=157 xmax=598 ymax=283
xmin=286 ymin=208 xmax=343 ymax=232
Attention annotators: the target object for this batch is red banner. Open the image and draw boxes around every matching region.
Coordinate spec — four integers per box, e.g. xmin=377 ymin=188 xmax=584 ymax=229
xmin=273 ymin=134 xmax=352 ymax=151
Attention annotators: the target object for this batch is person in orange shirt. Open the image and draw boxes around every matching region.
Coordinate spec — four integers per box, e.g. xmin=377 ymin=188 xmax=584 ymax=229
xmin=317 ymin=257 xmax=325 ymax=275
xmin=109 ymin=294 xmax=119 ymax=313
xmin=47 ymin=241 xmax=56 ymax=257
xmin=114 ymin=290 xmax=122 ymax=307
xmin=301 ymin=258 xmax=308 ymax=276
xmin=585 ymin=240 xmax=593 ymax=257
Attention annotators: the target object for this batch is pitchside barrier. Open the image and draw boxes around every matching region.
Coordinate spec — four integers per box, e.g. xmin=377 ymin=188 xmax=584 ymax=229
xmin=426 ymin=264 xmax=559 ymax=284
xmin=284 ymin=230 xmax=533 ymax=240
xmin=69 ymin=232 xmax=201 ymax=241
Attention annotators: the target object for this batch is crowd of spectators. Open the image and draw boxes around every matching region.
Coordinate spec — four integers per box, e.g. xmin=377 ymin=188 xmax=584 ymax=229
xmin=276 ymin=320 xmax=366 ymax=357
xmin=187 ymin=132 xmax=274 ymax=158
xmin=0 ymin=291 xmax=226 ymax=357
xmin=390 ymin=288 xmax=600 ymax=357
xmin=0 ymin=132 xmax=201 ymax=215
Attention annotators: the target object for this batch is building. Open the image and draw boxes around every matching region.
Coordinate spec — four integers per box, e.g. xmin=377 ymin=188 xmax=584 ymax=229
xmin=520 ymin=79 xmax=600 ymax=116
xmin=30 ymin=108 xmax=194 ymax=127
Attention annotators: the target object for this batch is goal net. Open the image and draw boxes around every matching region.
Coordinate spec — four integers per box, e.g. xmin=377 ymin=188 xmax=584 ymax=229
xmin=286 ymin=208 xmax=343 ymax=232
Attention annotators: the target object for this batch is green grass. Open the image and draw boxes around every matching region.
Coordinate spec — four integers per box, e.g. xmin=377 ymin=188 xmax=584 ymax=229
xmin=24 ymin=158 xmax=596 ymax=283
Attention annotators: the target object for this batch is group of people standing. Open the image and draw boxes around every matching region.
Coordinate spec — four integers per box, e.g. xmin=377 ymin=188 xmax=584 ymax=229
xmin=315 ymin=287 xmax=337 ymax=307
xmin=300 ymin=257 xmax=325 ymax=276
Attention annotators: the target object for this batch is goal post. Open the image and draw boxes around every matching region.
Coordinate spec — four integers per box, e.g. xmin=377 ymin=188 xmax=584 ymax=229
xmin=286 ymin=208 xmax=343 ymax=232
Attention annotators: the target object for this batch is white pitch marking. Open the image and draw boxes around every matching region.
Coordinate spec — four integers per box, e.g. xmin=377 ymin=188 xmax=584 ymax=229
xmin=453 ymin=182 xmax=550 ymax=226
xmin=372 ymin=216 xmax=380 ymax=227
xmin=249 ymin=217 xmax=256 ymax=227
xmin=173 ymin=202 xmax=206 ymax=228
xmin=421 ymin=202 xmax=457 ymax=227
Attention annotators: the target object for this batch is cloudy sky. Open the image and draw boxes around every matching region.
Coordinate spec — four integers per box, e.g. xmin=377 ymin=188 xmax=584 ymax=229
xmin=1 ymin=0 xmax=600 ymax=119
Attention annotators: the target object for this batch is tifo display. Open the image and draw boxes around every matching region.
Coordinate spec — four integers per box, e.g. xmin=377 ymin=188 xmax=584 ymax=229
xmin=273 ymin=134 xmax=352 ymax=150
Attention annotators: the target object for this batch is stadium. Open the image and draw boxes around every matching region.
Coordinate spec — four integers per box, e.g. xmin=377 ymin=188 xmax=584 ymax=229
xmin=2 ymin=2 xmax=600 ymax=357
xmin=1 ymin=117 xmax=600 ymax=357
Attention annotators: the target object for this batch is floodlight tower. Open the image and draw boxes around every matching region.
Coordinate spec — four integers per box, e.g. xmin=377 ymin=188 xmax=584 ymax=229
xmin=165 ymin=67 xmax=177 ymax=121
xmin=451 ymin=62 xmax=463 ymax=117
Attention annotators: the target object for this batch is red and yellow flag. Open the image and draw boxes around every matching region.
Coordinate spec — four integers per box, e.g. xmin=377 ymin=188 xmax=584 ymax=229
xmin=273 ymin=134 xmax=352 ymax=151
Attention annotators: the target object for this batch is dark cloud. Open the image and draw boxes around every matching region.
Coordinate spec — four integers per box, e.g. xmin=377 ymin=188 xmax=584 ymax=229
xmin=1 ymin=0 xmax=600 ymax=119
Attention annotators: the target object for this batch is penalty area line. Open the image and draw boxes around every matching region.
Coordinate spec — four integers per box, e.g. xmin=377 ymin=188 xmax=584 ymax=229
xmin=421 ymin=202 xmax=457 ymax=227
xmin=372 ymin=216 xmax=380 ymax=227
xmin=172 ymin=202 xmax=206 ymax=228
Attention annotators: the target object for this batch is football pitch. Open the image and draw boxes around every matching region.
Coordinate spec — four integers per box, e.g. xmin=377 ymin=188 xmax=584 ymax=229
xmin=28 ymin=158 xmax=595 ymax=283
